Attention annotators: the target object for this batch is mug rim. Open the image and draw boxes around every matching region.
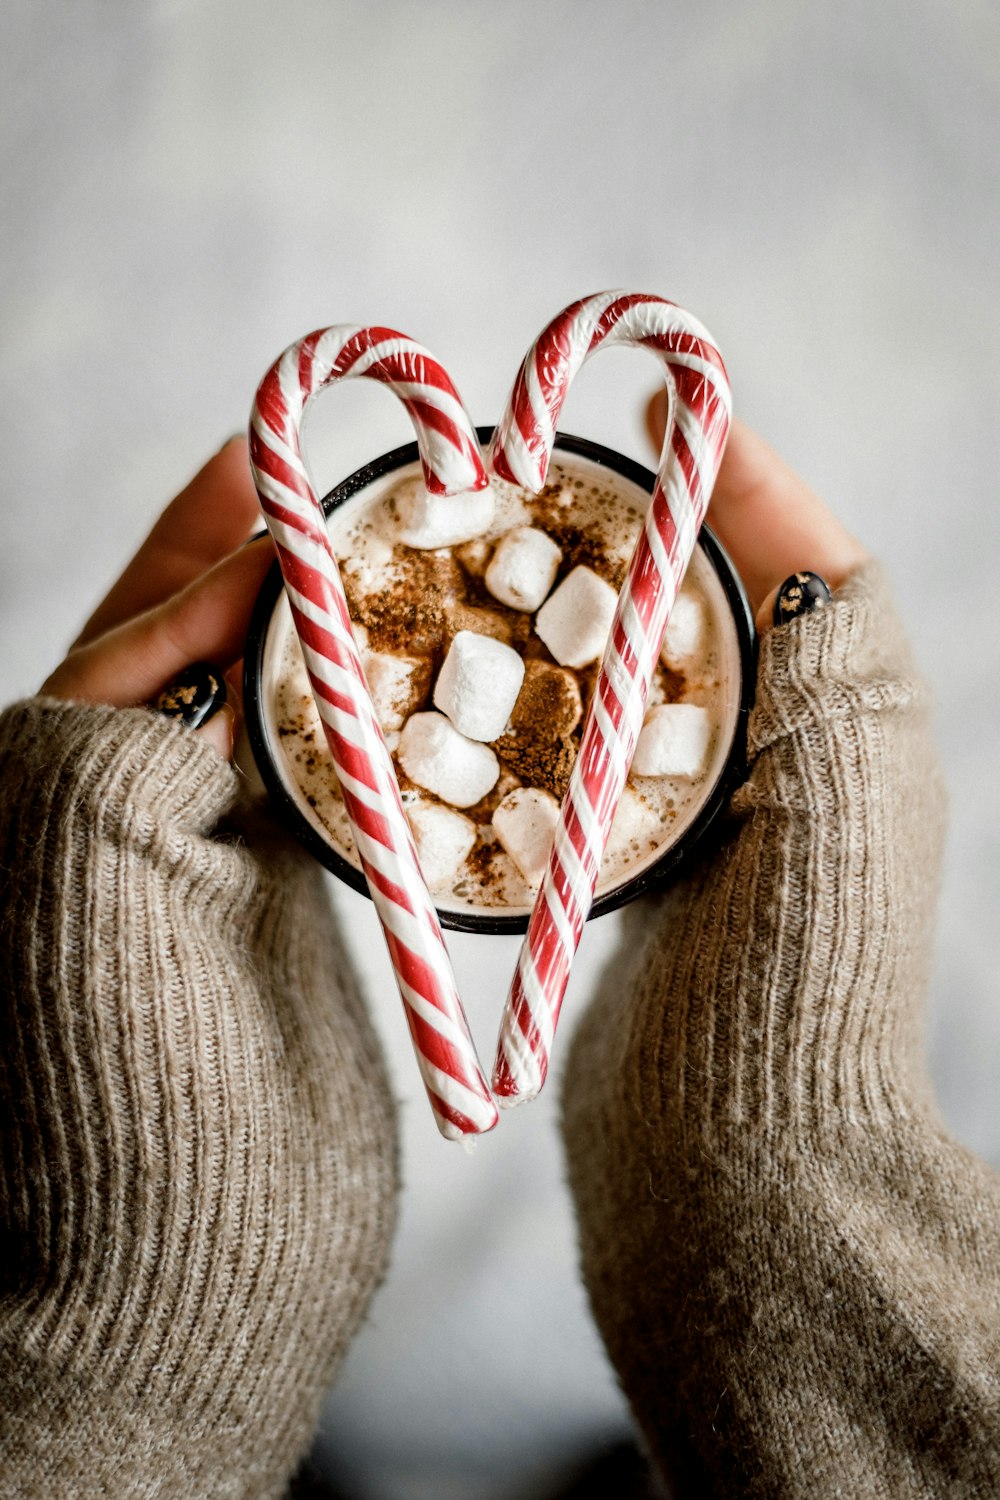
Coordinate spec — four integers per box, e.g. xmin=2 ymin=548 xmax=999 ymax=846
xmin=243 ymin=428 xmax=757 ymax=934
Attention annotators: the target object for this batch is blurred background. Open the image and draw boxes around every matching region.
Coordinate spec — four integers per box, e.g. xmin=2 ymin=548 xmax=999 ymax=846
xmin=2 ymin=3 xmax=998 ymax=1496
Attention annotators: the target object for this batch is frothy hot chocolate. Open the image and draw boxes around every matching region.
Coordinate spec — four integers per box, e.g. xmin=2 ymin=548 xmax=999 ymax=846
xmin=258 ymin=452 xmax=744 ymax=921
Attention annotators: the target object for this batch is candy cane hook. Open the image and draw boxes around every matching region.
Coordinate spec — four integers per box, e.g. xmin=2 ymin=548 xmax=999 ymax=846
xmin=250 ymin=324 xmax=498 ymax=1139
xmin=490 ymin=292 xmax=732 ymax=1103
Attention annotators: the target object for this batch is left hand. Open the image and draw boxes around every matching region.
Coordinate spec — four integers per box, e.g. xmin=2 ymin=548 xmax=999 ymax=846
xmin=645 ymin=391 xmax=868 ymax=629
xmin=40 ymin=436 xmax=275 ymax=759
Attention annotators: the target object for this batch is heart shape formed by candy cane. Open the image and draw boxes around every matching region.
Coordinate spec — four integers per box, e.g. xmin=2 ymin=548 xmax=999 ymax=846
xmin=248 ymin=297 xmax=730 ymax=1140
xmin=249 ymin=325 xmax=499 ymax=1141
xmin=489 ymin=291 xmax=732 ymax=1103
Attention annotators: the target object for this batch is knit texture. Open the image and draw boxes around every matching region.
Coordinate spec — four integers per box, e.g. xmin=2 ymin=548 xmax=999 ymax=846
xmin=0 ymin=700 xmax=398 ymax=1498
xmin=563 ymin=564 xmax=1000 ymax=1497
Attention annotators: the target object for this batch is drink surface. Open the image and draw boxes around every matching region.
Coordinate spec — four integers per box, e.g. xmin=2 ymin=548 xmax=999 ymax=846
xmin=262 ymin=456 xmax=743 ymax=919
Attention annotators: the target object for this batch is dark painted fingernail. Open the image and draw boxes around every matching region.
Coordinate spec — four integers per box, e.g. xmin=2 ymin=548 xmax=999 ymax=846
xmin=773 ymin=571 xmax=833 ymax=627
xmin=155 ymin=663 xmax=227 ymax=729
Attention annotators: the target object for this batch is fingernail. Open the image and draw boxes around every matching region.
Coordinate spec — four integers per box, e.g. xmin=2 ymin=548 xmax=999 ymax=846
xmin=154 ymin=663 xmax=228 ymax=729
xmin=217 ymin=432 xmax=246 ymax=454
xmin=773 ymin=571 xmax=833 ymax=627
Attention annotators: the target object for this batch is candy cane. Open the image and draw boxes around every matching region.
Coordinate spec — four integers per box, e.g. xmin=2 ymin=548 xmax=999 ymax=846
xmin=489 ymin=292 xmax=732 ymax=1102
xmin=249 ymin=325 xmax=499 ymax=1140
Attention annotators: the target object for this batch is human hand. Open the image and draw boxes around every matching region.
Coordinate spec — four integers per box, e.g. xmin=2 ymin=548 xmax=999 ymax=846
xmin=40 ymin=436 xmax=276 ymax=759
xmin=561 ymin=406 xmax=979 ymax=1495
xmin=645 ymin=390 xmax=868 ymax=630
xmin=1 ymin=437 xmax=398 ymax=1497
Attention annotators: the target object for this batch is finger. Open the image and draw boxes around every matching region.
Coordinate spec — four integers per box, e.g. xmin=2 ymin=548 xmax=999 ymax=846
xmin=74 ymin=436 xmax=261 ymax=647
xmin=222 ymin=659 xmax=246 ymax=730
xmin=709 ymin=421 xmax=868 ymax=629
xmin=645 ymin=395 xmax=867 ymax=627
xmin=43 ymin=534 xmax=275 ymax=708
xmin=198 ymin=704 xmax=236 ymax=761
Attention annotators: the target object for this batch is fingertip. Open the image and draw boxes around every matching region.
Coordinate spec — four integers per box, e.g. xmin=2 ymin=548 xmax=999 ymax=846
xmin=755 ymin=584 xmax=780 ymax=635
xmin=223 ymin=659 xmax=246 ymax=727
xmin=645 ymin=389 xmax=670 ymax=453
xmin=197 ymin=703 xmax=235 ymax=761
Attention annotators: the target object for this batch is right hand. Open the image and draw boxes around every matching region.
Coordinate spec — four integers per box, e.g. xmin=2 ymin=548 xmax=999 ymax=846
xmin=40 ymin=436 xmax=275 ymax=760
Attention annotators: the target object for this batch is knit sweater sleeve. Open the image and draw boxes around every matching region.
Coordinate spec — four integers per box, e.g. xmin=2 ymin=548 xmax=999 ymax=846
xmin=0 ymin=699 xmax=397 ymax=1499
xmin=563 ymin=563 xmax=1000 ymax=1498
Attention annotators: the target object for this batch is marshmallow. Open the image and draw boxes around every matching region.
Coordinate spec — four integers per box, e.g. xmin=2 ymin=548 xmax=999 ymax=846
xmin=454 ymin=538 xmax=492 ymax=577
xmin=398 ymin=711 xmax=500 ymax=807
xmin=396 ymin=475 xmax=496 ymax=550
xmin=535 ymin=565 xmax=618 ymax=669
xmin=433 ymin=631 xmax=525 ymax=742
xmin=341 ymin=534 xmax=395 ymax=598
xmin=363 ymin=651 xmax=431 ymax=732
xmin=660 ymin=589 xmax=709 ymax=669
xmin=492 ymin=787 xmax=561 ymax=887
xmin=602 ymin=786 xmax=651 ymax=871
xmin=281 ymin=636 xmax=313 ymax=702
xmin=484 ymin=526 xmax=562 ymax=612
xmin=406 ymin=799 xmax=477 ymax=892
xmin=632 ymin=703 xmax=712 ymax=779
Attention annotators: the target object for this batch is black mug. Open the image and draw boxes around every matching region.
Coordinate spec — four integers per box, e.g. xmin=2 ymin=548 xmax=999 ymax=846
xmin=243 ymin=429 xmax=756 ymax=934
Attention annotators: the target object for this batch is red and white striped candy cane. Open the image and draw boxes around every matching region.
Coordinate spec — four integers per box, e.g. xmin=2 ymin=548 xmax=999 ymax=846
xmin=250 ymin=324 xmax=499 ymax=1140
xmin=490 ymin=291 xmax=732 ymax=1103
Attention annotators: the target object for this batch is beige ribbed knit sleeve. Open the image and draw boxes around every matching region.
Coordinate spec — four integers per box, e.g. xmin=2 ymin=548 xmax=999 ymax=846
xmin=0 ymin=700 xmax=397 ymax=1499
xmin=563 ymin=563 xmax=1000 ymax=1497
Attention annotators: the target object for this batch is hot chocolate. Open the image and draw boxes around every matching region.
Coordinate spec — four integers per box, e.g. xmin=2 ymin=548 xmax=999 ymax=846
xmin=252 ymin=446 xmax=748 ymax=925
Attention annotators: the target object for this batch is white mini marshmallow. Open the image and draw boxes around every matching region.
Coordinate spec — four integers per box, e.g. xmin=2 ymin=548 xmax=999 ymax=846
xmin=632 ymin=703 xmax=712 ymax=779
xmin=660 ymin=590 xmax=709 ymax=669
xmin=535 ymin=565 xmax=618 ymax=669
xmin=602 ymin=785 xmax=650 ymax=869
xmin=282 ymin=637 xmax=312 ymax=701
xmin=406 ymin=799 xmax=477 ymax=892
xmin=484 ymin=526 xmax=562 ymax=612
xmin=433 ymin=630 xmax=525 ymax=742
xmin=492 ymin=787 xmax=560 ymax=887
xmin=396 ymin=475 xmax=496 ymax=550
xmin=398 ymin=711 xmax=499 ymax=807
xmin=363 ymin=651 xmax=426 ymax=732
xmin=454 ymin=538 xmax=492 ymax=577
xmin=340 ymin=535 xmax=395 ymax=597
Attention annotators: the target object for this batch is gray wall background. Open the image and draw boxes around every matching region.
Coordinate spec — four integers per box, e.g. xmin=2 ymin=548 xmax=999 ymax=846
xmin=3 ymin=3 xmax=998 ymax=1496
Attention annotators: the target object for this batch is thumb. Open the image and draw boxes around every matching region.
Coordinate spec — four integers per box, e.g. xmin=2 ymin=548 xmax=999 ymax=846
xmin=645 ymin=395 xmax=868 ymax=627
xmin=196 ymin=703 xmax=236 ymax=761
xmin=42 ymin=537 xmax=274 ymax=715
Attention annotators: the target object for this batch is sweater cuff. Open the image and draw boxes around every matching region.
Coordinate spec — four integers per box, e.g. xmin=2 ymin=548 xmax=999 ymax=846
xmin=748 ymin=560 xmax=920 ymax=764
xmin=0 ymin=697 xmax=239 ymax=839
